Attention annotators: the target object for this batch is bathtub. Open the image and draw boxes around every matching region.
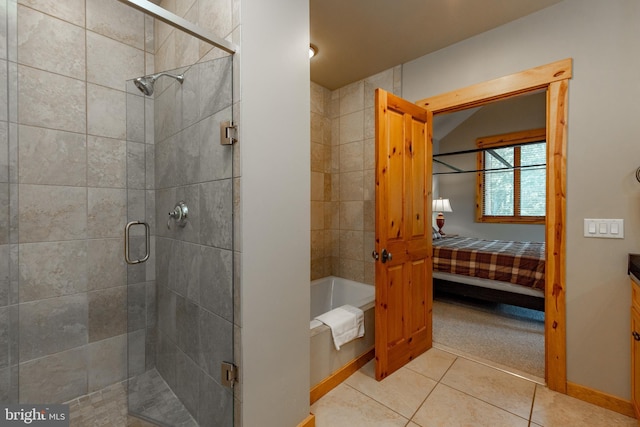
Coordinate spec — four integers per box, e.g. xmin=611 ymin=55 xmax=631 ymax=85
xmin=310 ymin=276 xmax=375 ymax=389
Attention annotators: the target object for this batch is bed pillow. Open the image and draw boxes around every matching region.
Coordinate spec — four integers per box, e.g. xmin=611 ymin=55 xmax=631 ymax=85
xmin=432 ymin=227 xmax=442 ymax=239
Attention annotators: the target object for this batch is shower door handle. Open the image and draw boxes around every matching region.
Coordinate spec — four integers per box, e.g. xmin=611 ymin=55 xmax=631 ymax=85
xmin=124 ymin=221 xmax=150 ymax=265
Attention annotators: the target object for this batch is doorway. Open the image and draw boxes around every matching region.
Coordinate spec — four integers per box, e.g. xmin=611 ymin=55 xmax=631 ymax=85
xmin=375 ymin=58 xmax=570 ymax=392
xmin=431 ymin=92 xmax=547 ymax=380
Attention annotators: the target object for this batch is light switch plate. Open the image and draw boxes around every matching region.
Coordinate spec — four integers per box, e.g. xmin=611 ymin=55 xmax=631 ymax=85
xmin=583 ymin=219 xmax=624 ymax=239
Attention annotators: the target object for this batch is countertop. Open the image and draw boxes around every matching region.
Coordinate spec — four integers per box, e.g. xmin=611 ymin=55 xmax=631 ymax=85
xmin=629 ymin=254 xmax=640 ymax=285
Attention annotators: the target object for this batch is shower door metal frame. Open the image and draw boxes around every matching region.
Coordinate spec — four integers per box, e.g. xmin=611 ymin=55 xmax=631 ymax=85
xmin=117 ymin=0 xmax=237 ymax=54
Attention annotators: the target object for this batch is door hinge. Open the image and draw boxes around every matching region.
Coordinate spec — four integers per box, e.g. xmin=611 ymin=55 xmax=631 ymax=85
xmin=220 ymin=121 xmax=238 ymax=145
xmin=221 ymin=361 xmax=238 ymax=388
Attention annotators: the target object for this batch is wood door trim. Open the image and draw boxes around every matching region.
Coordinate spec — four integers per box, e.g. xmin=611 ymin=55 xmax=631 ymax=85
xmin=566 ymin=382 xmax=636 ymax=418
xmin=417 ymin=58 xmax=571 ymax=393
xmin=415 ymin=58 xmax=572 ymax=113
xmin=309 ymin=347 xmax=374 ymax=405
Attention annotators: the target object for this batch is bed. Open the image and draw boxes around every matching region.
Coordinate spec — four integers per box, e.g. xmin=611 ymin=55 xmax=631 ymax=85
xmin=432 ymin=234 xmax=545 ymax=311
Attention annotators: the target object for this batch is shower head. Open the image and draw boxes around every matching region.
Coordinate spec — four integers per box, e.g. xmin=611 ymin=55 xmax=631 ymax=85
xmin=133 ymin=72 xmax=184 ymax=96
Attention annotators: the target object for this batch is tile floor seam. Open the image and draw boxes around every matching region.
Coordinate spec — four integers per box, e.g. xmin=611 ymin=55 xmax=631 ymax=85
xmin=435 ymin=381 xmax=532 ymax=423
xmin=527 ymin=384 xmax=538 ymax=426
xmin=435 ymin=353 xmax=459 ymax=382
xmin=342 ymin=381 xmax=411 ymax=424
xmin=442 ymin=356 xmax=539 ymax=417
xmin=350 ymin=351 xmax=538 ymax=425
xmin=392 ymin=350 xmax=460 ymax=425
xmin=378 ymin=363 xmax=445 ymax=418
xmin=438 ymin=344 xmax=545 ymax=385
xmin=406 ymin=373 xmax=440 ymax=424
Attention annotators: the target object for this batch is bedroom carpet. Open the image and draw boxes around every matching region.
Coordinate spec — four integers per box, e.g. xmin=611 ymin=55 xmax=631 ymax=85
xmin=433 ymin=294 xmax=545 ymax=379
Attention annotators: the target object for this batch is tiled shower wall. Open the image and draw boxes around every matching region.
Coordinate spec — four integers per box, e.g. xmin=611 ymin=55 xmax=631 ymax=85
xmin=310 ymin=66 xmax=402 ymax=285
xmin=151 ymin=1 xmax=239 ymax=424
xmin=152 ymin=57 xmax=235 ymax=426
xmin=13 ymin=0 xmax=240 ymax=413
xmin=0 ymin=0 xmax=17 ymax=403
xmin=15 ymin=0 xmax=150 ymax=402
xmin=310 ymin=82 xmax=332 ymax=280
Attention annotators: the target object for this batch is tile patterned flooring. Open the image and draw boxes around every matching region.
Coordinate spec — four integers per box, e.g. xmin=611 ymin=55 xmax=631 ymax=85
xmin=67 ymin=346 xmax=638 ymax=426
xmin=67 ymin=369 xmax=196 ymax=427
xmin=66 ymin=381 xmax=158 ymax=427
xmin=311 ymin=346 xmax=638 ymax=427
xmin=127 ymin=369 xmax=197 ymax=427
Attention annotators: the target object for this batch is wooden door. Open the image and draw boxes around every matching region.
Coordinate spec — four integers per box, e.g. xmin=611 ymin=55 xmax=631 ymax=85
xmin=374 ymin=89 xmax=433 ymax=380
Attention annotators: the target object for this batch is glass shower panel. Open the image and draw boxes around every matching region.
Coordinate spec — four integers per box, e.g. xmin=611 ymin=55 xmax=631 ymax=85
xmin=0 ymin=0 xmax=18 ymax=404
xmin=126 ymin=56 xmax=234 ymax=427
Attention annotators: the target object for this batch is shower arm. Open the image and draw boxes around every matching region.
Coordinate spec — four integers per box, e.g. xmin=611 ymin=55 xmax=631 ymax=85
xmin=153 ymin=72 xmax=184 ymax=84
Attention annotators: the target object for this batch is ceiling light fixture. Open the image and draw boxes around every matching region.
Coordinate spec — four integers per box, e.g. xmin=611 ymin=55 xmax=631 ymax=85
xmin=309 ymin=44 xmax=318 ymax=59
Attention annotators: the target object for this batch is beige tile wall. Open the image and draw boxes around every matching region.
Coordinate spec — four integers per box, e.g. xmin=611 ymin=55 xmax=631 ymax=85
xmin=311 ymin=66 xmax=402 ymax=285
xmin=310 ymin=82 xmax=332 ymax=280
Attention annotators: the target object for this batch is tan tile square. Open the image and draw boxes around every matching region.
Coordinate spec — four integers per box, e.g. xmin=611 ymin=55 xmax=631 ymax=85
xmin=405 ymin=347 xmax=457 ymax=382
xmin=441 ymin=357 xmax=535 ymax=419
xmin=339 ymin=141 xmax=364 ymax=172
xmin=412 ymin=383 xmax=529 ymax=427
xmin=345 ymin=361 xmax=437 ymax=418
xmin=340 ymin=81 xmax=364 ymax=115
xmin=531 ymin=385 xmax=637 ymax=426
xmin=18 ymin=6 xmax=86 ymax=80
xmin=339 ymin=110 xmax=364 ymax=144
xmin=311 ymin=383 xmax=408 ymax=427
xmin=311 ymin=171 xmax=325 ymax=201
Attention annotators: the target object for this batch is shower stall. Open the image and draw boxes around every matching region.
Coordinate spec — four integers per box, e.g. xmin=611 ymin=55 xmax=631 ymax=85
xmin=1 ymin=0 xmax=238 ymax=426
xmin=125 ymin=56 xmax=236 ymax=426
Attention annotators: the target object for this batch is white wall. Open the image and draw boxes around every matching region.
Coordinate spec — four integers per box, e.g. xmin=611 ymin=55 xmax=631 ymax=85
xmin=239 ymin=0 xmax=311 ymax=425
xmin=403 ymin=0 xmax=640 ymax=400
xmin=436 ymin=93 xmax=546 ymax=242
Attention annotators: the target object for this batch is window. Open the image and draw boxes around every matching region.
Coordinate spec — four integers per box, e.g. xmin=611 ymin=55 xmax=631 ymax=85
xmin=476 ymin=128 xmax=546 ymax=224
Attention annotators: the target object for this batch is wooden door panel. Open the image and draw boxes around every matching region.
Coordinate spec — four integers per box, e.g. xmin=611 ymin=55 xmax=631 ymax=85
xmin=409 ymin=117 xmax=427 ymax=238
xmin=375 ymin=88 xmax=432 ymax=381
xmin=386 ymin=264 xmax=406 ymax=345
xmin=385 ymin=109 xmax=405 ymax=242
xmin=409 ymin=259 xmax=428 ymax=334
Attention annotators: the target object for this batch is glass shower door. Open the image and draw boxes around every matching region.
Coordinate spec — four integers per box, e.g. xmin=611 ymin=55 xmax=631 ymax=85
xmin=125 ymin=56 xmax=235 ymax=427
xmin=0 ymin=0 xmax=18 ymax=404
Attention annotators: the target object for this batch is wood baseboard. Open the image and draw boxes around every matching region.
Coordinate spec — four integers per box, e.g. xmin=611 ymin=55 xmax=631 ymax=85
xmin=310 ymin=347 xmax=375 ymax=405
xmin=567 ymin=382 xmax=636 ymax=419
xmin=297 ymin=413 xmax=315 ymax=427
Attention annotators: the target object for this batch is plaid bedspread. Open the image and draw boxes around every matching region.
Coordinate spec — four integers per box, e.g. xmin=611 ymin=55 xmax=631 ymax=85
xmin=432 ymin=237 xmax=545 ymax=290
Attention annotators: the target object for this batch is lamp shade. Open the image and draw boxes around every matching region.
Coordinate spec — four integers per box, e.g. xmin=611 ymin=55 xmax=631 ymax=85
xmin=432 ymin=198 xmax=452 ymax=213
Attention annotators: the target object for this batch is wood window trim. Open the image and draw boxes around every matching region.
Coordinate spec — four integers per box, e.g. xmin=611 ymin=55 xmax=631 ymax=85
xmin=475 ymin=128 xmax=546 ymax=224
xmin=416 ymin=58 xmax=571 ymax=393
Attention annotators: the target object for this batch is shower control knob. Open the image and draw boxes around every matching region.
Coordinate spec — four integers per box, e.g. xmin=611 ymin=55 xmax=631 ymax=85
xmin=167 ymin=201 xmax=188 ymax=229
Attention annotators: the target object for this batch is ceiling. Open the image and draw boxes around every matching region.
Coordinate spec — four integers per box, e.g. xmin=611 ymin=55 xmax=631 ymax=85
xmin=310 ymin=0 xmax=563 ymax=90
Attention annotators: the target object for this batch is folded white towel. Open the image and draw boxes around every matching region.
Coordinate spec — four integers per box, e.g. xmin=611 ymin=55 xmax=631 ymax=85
xmin=314 ymin=304 xmax=365 ymax=350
